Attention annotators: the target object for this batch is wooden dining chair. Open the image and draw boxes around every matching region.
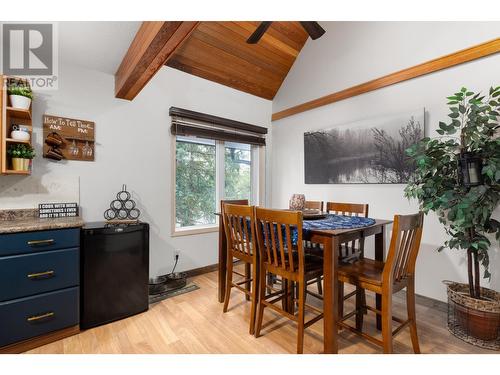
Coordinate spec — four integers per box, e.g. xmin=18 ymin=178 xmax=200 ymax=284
xmin=337 ymin=212 xmax=424 ymax=353
xmin=304 ymin=200 xmax=324 ymax=211
xmin=254 ymin=208 xmax=324 ymax=354
xmin=309 ymin=201 xmax=369 ymax=324
xmin=326 ymin=201 xmax=369 ymax=218
xmin=221 ymin=203 xmax=259 ymax=335
xmin=221 ymin=199 xmax=251 ymax=301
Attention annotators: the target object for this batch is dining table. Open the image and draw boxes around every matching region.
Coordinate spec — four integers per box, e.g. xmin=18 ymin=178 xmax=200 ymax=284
xmin=216 ymin=209 xmax=392 ymax=354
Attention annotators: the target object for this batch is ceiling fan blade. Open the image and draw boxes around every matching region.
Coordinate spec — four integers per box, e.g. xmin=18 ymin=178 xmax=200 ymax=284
xmin=246 ymin=22 xmax=273 ymax=44
xmin=299 ymin=21 xmax=326 ymax=40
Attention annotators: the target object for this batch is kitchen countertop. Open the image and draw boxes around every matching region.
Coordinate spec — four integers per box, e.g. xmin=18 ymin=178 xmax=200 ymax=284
xmin=0 ymin=209 xmax=84 ymax=234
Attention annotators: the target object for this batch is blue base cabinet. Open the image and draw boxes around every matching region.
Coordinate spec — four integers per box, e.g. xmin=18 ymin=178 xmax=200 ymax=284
xmin=0 ymin=228 xmax=80 ymax=351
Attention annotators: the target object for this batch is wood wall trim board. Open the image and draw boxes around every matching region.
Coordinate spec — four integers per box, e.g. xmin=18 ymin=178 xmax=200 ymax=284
xmin=0 ymin=325 xmax=80 ymax=354
xmin=184 ymin=260 xmax=244 ymax=279
xmin=184 ymin=263 xmax=219 ymax=278
xmin=272 ymin=38 xmax=500 ymax=122
xmin=115 ymin=21 xmax=199 ymax=100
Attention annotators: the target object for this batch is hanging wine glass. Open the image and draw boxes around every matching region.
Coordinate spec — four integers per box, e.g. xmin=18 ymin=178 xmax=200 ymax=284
xmin=69 ymin=139 xmax=79 ymax=156
xmin=87 ymin=142 xmax=93 ymax=158
xmin=82 ymin=141 xmax=92 ymax=158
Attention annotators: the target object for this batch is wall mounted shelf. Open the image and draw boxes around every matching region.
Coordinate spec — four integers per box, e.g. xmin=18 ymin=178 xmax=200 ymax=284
xmin=0 ymin=75 xmax=33 ymax=175
xmin=5 ymin=138 xmax=31 ymax=144
xmin=6 ymin=106 xmax=32 ymax=120
xmin=3 ymin=169 xmax=31 ymax=175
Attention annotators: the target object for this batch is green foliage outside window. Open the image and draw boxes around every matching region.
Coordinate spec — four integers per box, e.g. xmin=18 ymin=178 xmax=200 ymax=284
xmin=175 ymin=139 xmax=253 ymax=228
xmin=175 ymin=140 xmax=216 ymax=228
xmin=225 ymin=145 xmax=251 ymax=201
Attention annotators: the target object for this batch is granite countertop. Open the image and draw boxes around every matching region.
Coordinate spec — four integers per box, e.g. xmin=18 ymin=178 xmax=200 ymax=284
xmin=0 ymin=209 xmax=84 ymax=234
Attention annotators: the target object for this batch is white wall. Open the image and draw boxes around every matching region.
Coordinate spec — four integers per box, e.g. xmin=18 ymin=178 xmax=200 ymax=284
xmin=272 ymin=22 xmax=500 ymax=301
xmin=0 ymin=175 xmax=79 ymax=209
xmin=1 ymin=63 xmax=272 ymax=277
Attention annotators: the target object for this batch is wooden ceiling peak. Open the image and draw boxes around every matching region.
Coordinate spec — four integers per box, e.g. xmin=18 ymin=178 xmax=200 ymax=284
xmin=166 ymin=21 xmax=309 ymax=100
xmin=115 ymin=21 xmax=309 ymax=100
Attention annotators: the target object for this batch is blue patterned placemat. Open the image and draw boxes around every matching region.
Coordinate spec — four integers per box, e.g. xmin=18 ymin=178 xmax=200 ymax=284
xmin=303 ymin=214 xmax=375 ymax=232
xmin=254 ymin=214 xmax=376 ymax=246
xmin=294 ymin=214 xmax=375 ymax=243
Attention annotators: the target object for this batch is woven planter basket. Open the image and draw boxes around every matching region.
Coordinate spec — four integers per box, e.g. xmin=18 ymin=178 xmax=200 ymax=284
xmin=445 ymin=281 xmax=500 ymax=313
xmin=445 ymin=281 xmax=500 ymax=350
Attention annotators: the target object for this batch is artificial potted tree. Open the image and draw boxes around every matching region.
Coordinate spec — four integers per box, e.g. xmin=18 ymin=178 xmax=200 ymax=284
xmin=7 ymin=143 xmax=35 ymax=171
xmin=7 ymin=83 xmax=33 ymax=110
xmin=405 ymin=86 xmax=500 ymax=347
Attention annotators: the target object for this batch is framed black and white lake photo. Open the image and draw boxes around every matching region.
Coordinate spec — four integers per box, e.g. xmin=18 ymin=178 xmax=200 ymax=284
xmin=304 ymin=110 xmax=425 ymax=184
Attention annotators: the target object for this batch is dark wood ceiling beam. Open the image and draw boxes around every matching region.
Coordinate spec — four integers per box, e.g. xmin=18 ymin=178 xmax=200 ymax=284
xmin=115 ymin=21 xmax=199 ymax=100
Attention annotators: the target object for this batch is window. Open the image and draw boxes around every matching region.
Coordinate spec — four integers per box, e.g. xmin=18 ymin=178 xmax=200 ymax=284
xmin=224 ymin=142 xmax=252 ymax=201
xmin=174 ymin=136 xmax=258 ymax=233
xmin=175 ymin=136 xmax=216 ymax=228
xmin=170 ymin=107 xmax=266 ymax=235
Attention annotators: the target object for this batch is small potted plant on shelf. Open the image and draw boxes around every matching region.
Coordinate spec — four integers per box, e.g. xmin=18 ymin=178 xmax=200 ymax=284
xmin=7 ymin=83 xmax=33 ymax=110
xmin=7 ymin=143 xmax=35 ymax=171
xmin=405 ymin=86 xmax=500 ymax=348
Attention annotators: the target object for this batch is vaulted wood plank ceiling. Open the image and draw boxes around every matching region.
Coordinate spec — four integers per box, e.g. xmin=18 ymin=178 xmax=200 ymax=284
xmin=166 ymin=22 xmax=309 ymax=99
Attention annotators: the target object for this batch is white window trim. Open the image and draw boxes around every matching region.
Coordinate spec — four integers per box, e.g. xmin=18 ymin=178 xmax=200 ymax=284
xmin=171 ymin=135 xmax=264 ymax=237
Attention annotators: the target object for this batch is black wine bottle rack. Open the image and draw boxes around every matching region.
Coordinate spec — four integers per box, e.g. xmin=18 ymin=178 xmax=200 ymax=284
xmin=104 ymin=184 xmax=141 ymax=221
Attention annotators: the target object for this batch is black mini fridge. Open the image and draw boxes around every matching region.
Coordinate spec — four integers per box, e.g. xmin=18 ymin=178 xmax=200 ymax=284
xmin=80 ymin=222 xmax=149 ymax=329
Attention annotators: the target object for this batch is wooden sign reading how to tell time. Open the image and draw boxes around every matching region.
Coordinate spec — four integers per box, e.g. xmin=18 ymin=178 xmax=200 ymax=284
xmin=43 ymin=114 xmax=95 ymax=161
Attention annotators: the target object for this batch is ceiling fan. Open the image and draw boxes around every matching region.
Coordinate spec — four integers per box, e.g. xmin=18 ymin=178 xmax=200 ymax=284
xmin=246 ymin=21 xmax=326 ymax=44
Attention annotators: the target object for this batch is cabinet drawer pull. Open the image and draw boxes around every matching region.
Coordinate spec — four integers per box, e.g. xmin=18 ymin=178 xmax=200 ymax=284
xmin=27 ymin=270 xmax=55 ymax=279
xmin=27 ymin=239 xmax=55 ymax=247
xmin=27 ymin=312 xmax=55 ymax=322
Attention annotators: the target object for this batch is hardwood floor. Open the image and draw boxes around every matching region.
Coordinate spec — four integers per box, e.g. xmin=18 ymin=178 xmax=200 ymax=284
xmin=27 ymin=266 xmax=491 ymax=354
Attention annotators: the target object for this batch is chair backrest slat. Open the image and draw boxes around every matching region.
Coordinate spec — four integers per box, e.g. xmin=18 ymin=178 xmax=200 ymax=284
xmin=263 ymin=221 xmax=272 ymax=264
xmin=269 ymin=221 xmax=279 ymax=267
xmin=400 ymin=228 xmax=417 ymax=280
xmin=242 ymin=214 xmax=251 ymax=255
xmin=255 ymin=208 xmax=304 ymax=274
xmin=285 ymin=224 xmax=294 ymax=271
xmin=277 ymin=224 xmax=287 ymax=269
xmin=383 ymin=212 xmax=424 ymax=285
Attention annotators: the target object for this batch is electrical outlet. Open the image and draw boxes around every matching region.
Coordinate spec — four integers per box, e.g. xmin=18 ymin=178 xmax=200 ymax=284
xmin=173 ymin=249 xmax=181 ymax=261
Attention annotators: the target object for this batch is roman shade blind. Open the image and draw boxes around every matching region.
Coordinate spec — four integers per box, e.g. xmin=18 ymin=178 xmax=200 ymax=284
xmin=170 ymin=107 xmax=267 ymax=146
